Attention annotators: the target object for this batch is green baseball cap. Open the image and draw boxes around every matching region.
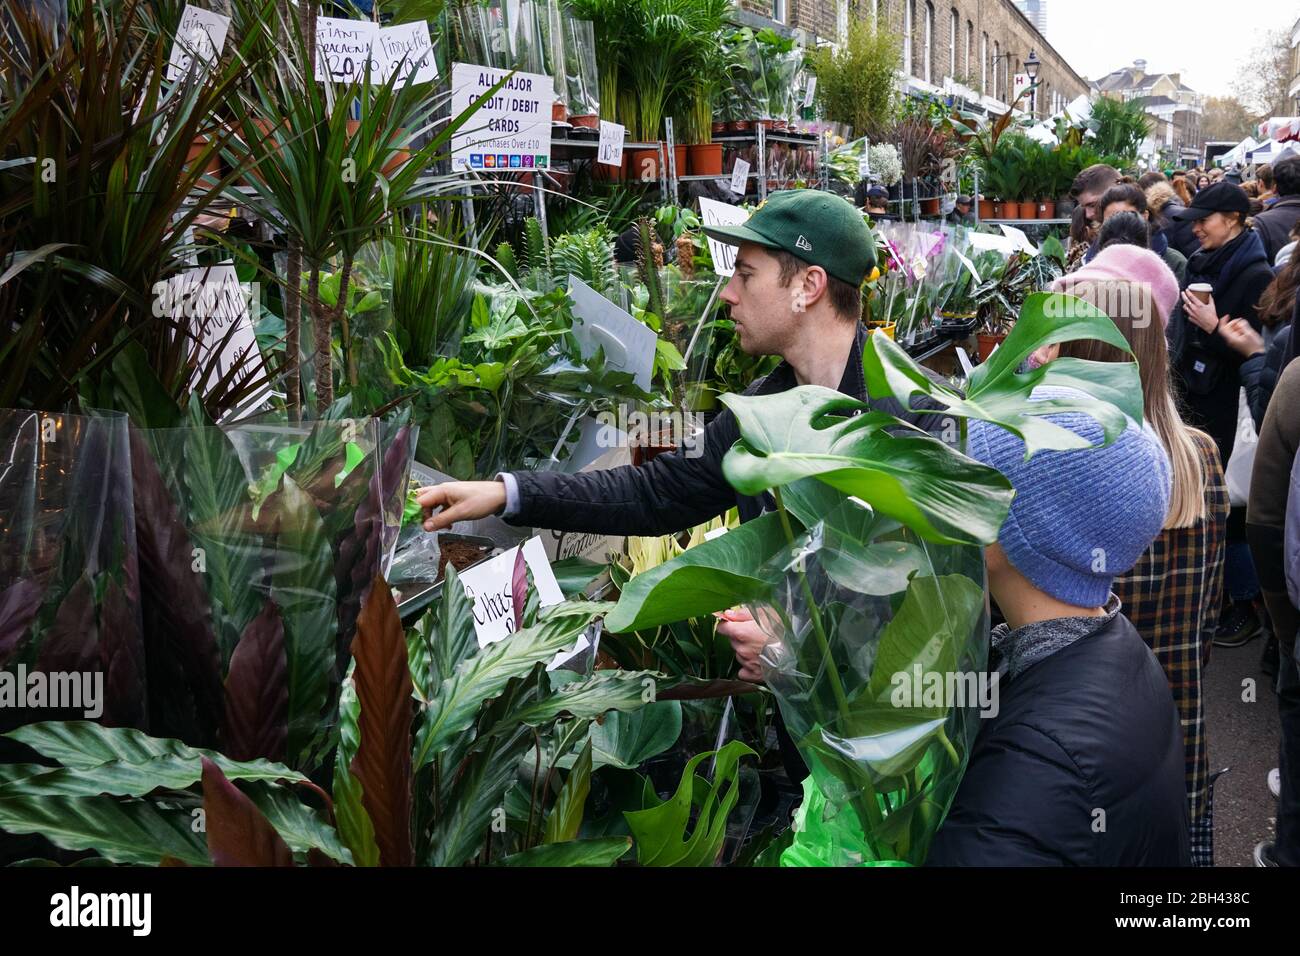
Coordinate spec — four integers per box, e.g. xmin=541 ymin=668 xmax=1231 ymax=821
xmin=702 ymin=189 xmax=876 ymax=285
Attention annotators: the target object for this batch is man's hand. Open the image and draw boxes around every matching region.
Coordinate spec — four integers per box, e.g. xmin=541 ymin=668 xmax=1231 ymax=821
xmin=1181 ymin=289 xmax=1223 ymax=333
xmin=1218 ymin=317 xmax=1266 ymax=358
xmin=417 ymin=480 xmax=507 ymax=532
xmin=715 ymin=607 xmax=772 ymax=683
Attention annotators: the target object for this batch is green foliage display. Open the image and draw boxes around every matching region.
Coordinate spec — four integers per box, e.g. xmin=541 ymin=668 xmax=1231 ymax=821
xmin=809 ymin=18 xmax=901 ymax=140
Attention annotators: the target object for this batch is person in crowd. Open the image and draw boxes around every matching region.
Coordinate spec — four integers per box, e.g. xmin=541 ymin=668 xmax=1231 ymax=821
xmin=926 ymin=391 xmax=1187 ymax=866
xmin=1251 ymin=156 xmax=1300 ymax=264
xmin=1170 ymin=182 xmax=1274 ymax=649
xmin=1247 ymin=358 xmax=1300 ymax=866
xmin=416 ymin=191 xmax=950 ymax=781
xmin=1095 ymin=184 xmax=1187 ymax=283
xmin=1065 ymin=203 xmax=1098 ymax=273
xmin=1173 ymin=175 xmax=1197 ymax=206
xmin=1258 ymin=163 xmax=1278 ymax=207
xmin=1226 ymin=165 xmax=1245 ymax=186
xmin=1047 ymin=246 xmax=1228 ymax=866
xmin=1095 ymin=210 xmax=1149 ymax=252
xmin=862 ymin=184 xmax=897 ymax=222
xmin=948 ymin=194 xmax=975 ymax=225
xmin=1244 ymin=180 xmax=1265 ymax=218
xmin=1139 ymin=170 xmax=1168 ymax=190
xmin=1197 ymin=173 xmax=1213 ymax=192
xmin=1150 ymin=180 xmax=1202 ymax=258
xmin=1071 ymin=163 xmax=1121 ymax=227
xmin=1220 ymin=244 xmax=1299 ymax=428
xmin=1210 ymin=168 xmax=1226 ymax=184
xmin=1275 ymin=221 xmax=1300 ymax=270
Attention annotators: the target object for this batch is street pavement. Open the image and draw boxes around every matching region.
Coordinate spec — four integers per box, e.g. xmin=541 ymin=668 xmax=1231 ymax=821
xmin=1205 ymin=634 xmax=1280 ymax=866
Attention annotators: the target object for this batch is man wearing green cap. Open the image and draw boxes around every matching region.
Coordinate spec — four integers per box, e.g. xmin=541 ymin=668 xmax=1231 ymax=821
xmin=418 ymin=190 xmax=949 ymax=682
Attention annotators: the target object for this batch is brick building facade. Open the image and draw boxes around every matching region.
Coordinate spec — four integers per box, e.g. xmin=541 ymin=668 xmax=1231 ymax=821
xmin=736 ymin=0 xmax=1090 ymax=119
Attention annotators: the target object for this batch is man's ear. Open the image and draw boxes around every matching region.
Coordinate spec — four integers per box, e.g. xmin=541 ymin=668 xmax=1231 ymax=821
xmin=792 ymin=265 xmax=828 ymax=315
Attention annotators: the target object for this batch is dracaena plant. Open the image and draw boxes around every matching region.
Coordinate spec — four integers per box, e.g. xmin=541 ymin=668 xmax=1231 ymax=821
xmin=0 ymin=0 xmax=273 ymax=412
xmin=604 ymin=293 xmax=1144 ymax=865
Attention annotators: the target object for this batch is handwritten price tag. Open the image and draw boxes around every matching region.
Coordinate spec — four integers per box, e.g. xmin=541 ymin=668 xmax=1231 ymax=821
xmin=729 ymin=158 xmax=751 ymax=196
xmin=598 ymin=120 xmax=625 ymax=167
xmin=165 ymin=5 xmax=230 ymax=83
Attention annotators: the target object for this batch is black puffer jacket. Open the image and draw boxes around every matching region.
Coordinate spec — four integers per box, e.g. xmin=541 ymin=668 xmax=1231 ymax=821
xmin=927 ymin=610 xmax=1190 ymax=866
xmin=508 ymin=324 xmax=953 ymax=535
xmin=1252 ymin=196 xmax=1300 ymax=264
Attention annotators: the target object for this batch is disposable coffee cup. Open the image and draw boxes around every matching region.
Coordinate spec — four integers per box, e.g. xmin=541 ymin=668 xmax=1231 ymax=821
xmin=1188 ymin=283 xmax=1213 ymax=304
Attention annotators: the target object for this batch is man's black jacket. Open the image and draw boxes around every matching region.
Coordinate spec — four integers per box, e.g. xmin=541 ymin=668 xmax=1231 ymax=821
xmin=927 ymin=612 xmax=1190 ymax=866
xmin=508 ymin=324 xmax=954 ymax=535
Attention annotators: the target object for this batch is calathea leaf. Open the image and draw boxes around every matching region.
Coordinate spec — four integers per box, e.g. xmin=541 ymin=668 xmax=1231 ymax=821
xmin=543 ymin=738 xmax=592 ymax=844
xmin=411 ymin=603 xmax=608 ymax=771
xmin=221 ymin=599 xmax=289 ymax=763
xmin=0 ymin=578 xmax=43 ymax=668
xmin=332 ymin=676 xmax=379 ymax=867
xmin=427 ymin=721 xmax=533 ymax=867
xmin=270 ymin=476 xmax=338 ymax=766
xmin=863 ymin=292 xmax=1144 ymax=458
xmin=201 ymin=757 xmax=294 ymax=867
xmin=719 ymin=388 xmax=1012 ymax=546
xmin=0 ymin=793 xmax=208 ymax=866
xmin=498 ymin=837 xmax=631 ymax=866
xmin=244 ymin=781 xmax=353 ymax=864
xmin=349 ymin=576 xmax=413 ymax=867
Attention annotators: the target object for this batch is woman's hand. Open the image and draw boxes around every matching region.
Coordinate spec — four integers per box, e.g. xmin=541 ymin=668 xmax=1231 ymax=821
xmin=1218 ymin=318 xmax=1266 ymax=358
xmin=1181 ymin=290 xmax=1223 ymax=333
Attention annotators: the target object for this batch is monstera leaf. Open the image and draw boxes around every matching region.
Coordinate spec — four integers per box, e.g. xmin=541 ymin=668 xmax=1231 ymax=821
xmin=719 ymin=388 xmax=1014 ymax=546
xmin=863 ymin=292 xmax=1144 ymax=458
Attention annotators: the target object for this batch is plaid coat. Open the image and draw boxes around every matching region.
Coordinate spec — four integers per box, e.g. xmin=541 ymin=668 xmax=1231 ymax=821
xmin=1112 ymin=431 xmax=1228 ymax=855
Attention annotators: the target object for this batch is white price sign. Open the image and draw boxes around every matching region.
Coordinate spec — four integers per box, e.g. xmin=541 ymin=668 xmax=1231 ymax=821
xmin=315 ymin=17 xmax=381 ymax=84
xmin=729 ymin=158 xmax=751 ymax=196
xmin=699 ymin=197 xmax=751 ymax=277
xmin=598 ymin=120 xmax=625 ymax=167
xmin=165 ymin=5 xmax=230 ymax=83
xmin=377 ymin=21 xmax=438 ymax=84
xmin=450 ymin=62 xmax=553 ymax=173
xmin=456 ymin=536 xmax=565 ymax=648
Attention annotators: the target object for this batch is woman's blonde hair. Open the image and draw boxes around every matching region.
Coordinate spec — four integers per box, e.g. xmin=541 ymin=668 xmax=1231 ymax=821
xmin=1146 ymin=180 xmax=1177 ymax=213
xmin=1054 ymin=277 xmax=1210 ymax=528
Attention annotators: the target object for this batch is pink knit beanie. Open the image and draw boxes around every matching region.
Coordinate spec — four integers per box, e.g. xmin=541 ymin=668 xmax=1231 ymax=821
xmin=1050 ymin=245 xmax=1180 ymax=329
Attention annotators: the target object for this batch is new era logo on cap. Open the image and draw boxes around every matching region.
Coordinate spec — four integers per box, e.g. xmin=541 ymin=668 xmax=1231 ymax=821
xmin=795 ymin=235 xmax=813 ymax=251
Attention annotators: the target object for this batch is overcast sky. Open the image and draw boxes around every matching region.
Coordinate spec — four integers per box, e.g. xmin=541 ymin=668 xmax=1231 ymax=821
xmin=1041 ymin=0 xmax=1298 ymax=98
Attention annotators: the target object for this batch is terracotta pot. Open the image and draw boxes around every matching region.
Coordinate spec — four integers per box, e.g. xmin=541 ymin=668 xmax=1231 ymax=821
xmin=592 ymin=151 xmax=626 ymax=181
xmin=1037 ymin=200 xmax=1056 ymax=219
xmin=551 ymin=101 xmax=568 ymax=123
xmin=757 ymin=118 xmax=776 ymax=129
xmin=628 ymin=147 xmax=663 ymax=182
xmin=728 ymin=119 xmax=753 ymax=133
xmin=712 ymin=121 xmax=728 ymax=137
xmin=1004 ymin=201 xmax=1025 ymax=219
xmin=991 ymin=200 xmax=1005 ymax=219
xmin=671 ymin=144 xmax=687 ymax=178
xmin=977 ymin=332 xmax=1006 ymax=362
xmin=688 ymin=142 xmax=724 ymax=175
xmin=920 ymin=197 xmax=941 ymax=216
xmin=185 ymin=135 xmax=222 ymax=183
xmin=570 ymin=113 xmax=599 ymax=130
xmin=345 ymin=120 xmax=409 ymax=177
xmin=978 ymin=198 xmax=996 ymax=220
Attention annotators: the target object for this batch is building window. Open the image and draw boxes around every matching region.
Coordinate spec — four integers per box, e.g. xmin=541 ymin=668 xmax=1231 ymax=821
xmin=992 ymin=41 xmax=999 ymax=99
xmin=924 ymin=3 xmax=933 ymax=83
xmin=837 ymin=0 xmax=848 ymax=42
xmin=903 ymin=0 xmax=913 ymax=77
xmin=772 ymin=0 xmax=785 ymax=24
xmin=949 ymin=8 xmax=957 ymax=80
xmin=981 ymin=32 xmax=988 ymax=95
xmin=965 ymin=20 xmax=972 ymax=79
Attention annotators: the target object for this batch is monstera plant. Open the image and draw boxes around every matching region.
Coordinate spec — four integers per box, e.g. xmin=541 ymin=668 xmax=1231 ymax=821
xmin=605 ymin=291 xmax=1143 ymax=865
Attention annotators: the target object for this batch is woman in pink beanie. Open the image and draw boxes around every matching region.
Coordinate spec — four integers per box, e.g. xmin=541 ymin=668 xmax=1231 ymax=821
xmin=1050 ymin=244 xmax=1181 ymax=329
xmin=1037 ymin=258 xmax=1229 ymax=865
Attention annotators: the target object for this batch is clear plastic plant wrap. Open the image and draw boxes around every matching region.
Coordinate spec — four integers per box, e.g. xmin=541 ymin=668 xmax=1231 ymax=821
xmin=562 ymin=13 xmax=599 ymax=121
xmin=0 ymin=409 xmax=144 ymax=732
xmin=745 ymin=495 xmax=989 ymax=866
